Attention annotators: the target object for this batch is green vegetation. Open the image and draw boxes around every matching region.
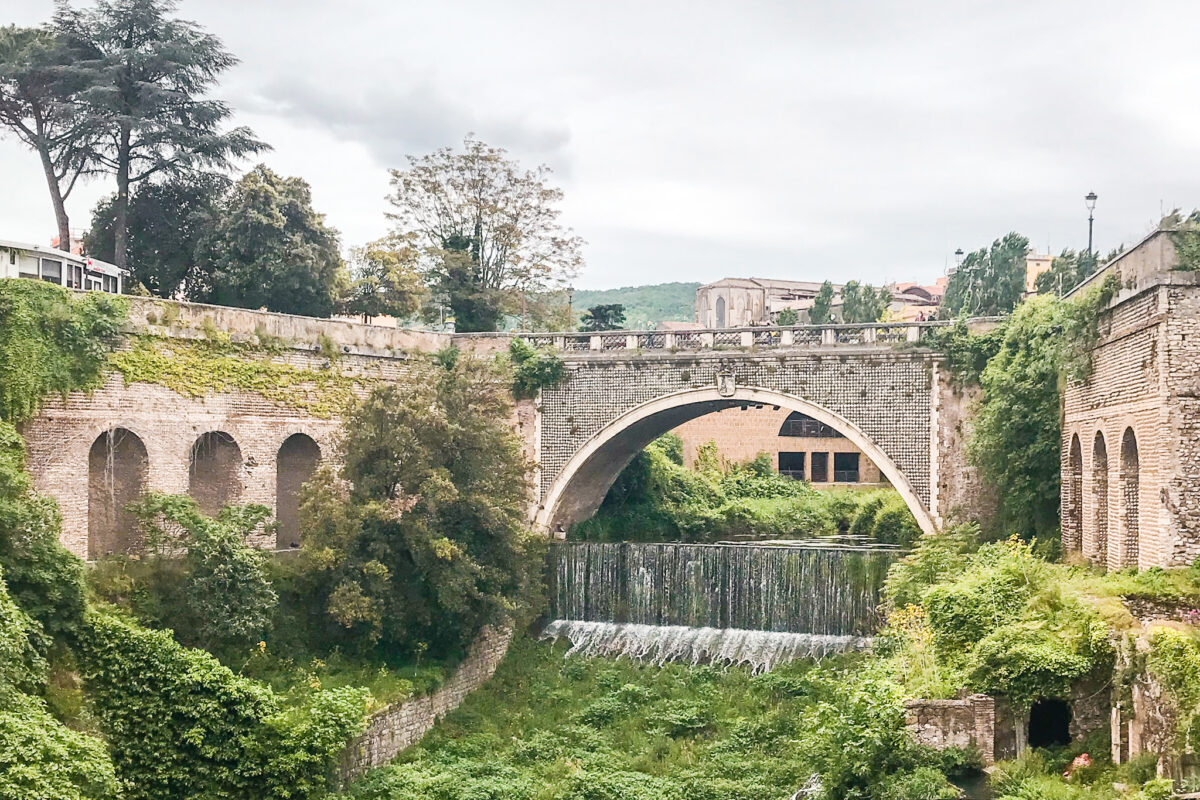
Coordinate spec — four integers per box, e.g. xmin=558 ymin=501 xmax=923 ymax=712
xmin=111 ymin=334 xmax=369 ymax=417
xmin=570 ymin=283 xmax=699 ymax=329
xmin=78 ymin=610 xmax=367 ymax=800
xmin=934 ymin=276 xmax=1118 ymax=538
xmin=293 ymin=353 xmax=539 ymax=662
xmin=942 ymin=232 xmax=1030 ymax=317
xmin=579 ymin=303 xmax=626 ymax=331
xmin=509 ymin=338 xmax=566 ymax=398
xmin=335 ymin=637 xmax=971 ymax=800
xmin=571 ymin=434 xmax=920 ymax=545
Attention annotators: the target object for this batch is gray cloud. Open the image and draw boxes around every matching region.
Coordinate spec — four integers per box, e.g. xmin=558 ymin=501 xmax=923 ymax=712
xmin=243 ymin=78 xmax=572 ymax=172
xmin=4 ymin=0 xmax=1200 ymax=287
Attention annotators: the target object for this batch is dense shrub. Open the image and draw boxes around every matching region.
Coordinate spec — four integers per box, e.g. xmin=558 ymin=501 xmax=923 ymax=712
xmin=77 ymin=610 xmax=368 ymax=800
xmin=296 ymin=353 xmax=538 ymax=660
xmin=121 ymin=493 xmax=278 ymax=653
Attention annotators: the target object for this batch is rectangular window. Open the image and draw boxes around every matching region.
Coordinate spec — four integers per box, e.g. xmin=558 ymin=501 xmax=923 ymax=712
xmin=103 ymin=275 xmax=117 ymax=293
xmin=18 ymin=256 xmax=38 ymax=277
xmin=834 ymin=452 xmax=860 ymax=483
xmin=40 ymin=259 xmax=62 ymax=284
xmin=68 ymin=264 xmax=83 ymax=288
xmin=778 ymin=451 xmax=805 ymax=479
xmin=7 ymin=249 xmax=14 ymax=265
xmin=811 ymin=452 xmax=829 ymax=483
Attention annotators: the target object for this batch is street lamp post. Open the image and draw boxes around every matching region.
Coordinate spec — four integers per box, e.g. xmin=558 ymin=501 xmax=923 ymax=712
xmin=567 ymin=285 xmax=574 ymax=328
xmin=1085 ymin=191 xmax=1098 ymax=258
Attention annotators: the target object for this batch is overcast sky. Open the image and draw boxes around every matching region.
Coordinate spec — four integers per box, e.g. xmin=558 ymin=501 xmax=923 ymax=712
xmin=5 ymin=1 xmax=1200 ymax=289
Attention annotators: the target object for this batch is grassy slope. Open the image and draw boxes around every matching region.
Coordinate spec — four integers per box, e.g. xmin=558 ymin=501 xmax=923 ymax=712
xmin=572 ymin=283 xmax=700 ymax=329
xmin=337 ymin=637 xmax=867 ymax=800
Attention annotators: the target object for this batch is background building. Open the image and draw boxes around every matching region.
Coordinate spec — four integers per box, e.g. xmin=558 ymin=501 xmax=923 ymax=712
xmin=1 ymin=238 xmax=125 ymax=294
xmin=670 ymin=404 xmax=886 ymax=487
xmin=695 ymin=278 xmax=842 ymax=327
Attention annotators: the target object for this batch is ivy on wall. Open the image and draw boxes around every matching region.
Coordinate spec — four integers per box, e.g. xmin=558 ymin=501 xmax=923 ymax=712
xmin=110 ymin=335 xmax=374 ymax=417
xmin=0 ymin=280 xmax=127 ymax=423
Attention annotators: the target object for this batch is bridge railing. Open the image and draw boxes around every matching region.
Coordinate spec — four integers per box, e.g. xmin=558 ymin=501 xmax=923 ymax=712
xmin=455 ymin=320 xmax=959 ymax=354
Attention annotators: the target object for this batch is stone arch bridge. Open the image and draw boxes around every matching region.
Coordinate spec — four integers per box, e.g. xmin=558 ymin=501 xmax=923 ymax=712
xmin=22 ymin=298 xmax=987 ymax=559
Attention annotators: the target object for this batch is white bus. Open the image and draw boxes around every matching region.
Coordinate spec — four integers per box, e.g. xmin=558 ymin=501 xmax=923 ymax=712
xmin=0 ymin=238 xmax=126 ymax=294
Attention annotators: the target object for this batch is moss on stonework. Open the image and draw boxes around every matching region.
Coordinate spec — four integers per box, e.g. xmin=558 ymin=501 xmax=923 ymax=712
xmin=110 ymin=334 xmax=374 ymax=418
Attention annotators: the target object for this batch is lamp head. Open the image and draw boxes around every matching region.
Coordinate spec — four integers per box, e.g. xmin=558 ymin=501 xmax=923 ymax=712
xmin=1085 ymin=191 xmax=1098 ymax=212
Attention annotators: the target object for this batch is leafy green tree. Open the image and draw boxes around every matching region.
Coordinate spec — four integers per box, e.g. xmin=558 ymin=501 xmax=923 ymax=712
xmin=127 ymin=493 xmax=277 ymax=652
xmin=297 ymin=353 xmax=535 ymax=658
xmin=809 ymin=281 xmax=834 ymax=324
xmin=387 ymin=135 xmax=583 ymax=332
xmin=580 ymin=303 xmax=626 ymax=331
xmin=343 ymin=234 xmax=426 ymax=322
xmin=84 ymin=173 xmax=227 ymax=298
xmin=0 ymin=25 xmax=98 ymax=249
xmin=55 ymin=0 xmax=266 ymax=268
xmin=776 ymin=307 xmax=799 ymax=325
xmin=841 ymin=281 xmax=891 ymax=323
xmin=509 ymin=338 xmax=564 ymax=398
xmin=202 ymin=165 xmax=347 ymax=317
xmin=942 ymin=233 xmax=1029 ymax=316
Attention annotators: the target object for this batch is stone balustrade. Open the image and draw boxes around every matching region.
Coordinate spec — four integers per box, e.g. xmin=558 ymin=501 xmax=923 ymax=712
xmin=454 ymin=321 xmax=956 ymax=354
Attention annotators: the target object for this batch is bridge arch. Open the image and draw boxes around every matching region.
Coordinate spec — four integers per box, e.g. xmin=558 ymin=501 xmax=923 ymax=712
xmin=536 ymin=385 xmax=935 ymax=536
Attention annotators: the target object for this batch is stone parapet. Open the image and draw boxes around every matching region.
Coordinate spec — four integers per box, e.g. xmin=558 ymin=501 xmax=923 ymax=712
xmin=339 ymin=625 xmax=514 ymax=782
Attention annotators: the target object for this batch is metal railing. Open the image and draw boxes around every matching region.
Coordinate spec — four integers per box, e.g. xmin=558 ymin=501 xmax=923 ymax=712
xmin=454 ymin=320 xmax=956 ymax=355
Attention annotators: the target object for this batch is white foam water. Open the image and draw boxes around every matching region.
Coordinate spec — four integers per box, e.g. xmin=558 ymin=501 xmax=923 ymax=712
xmin=541 ymin=619 xmax=871 ymax=674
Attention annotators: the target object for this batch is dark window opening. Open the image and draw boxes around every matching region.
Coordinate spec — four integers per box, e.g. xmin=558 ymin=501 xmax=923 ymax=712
xmin=811 ymin=452 xmax=829 ymax=483
xmin=40 ymin=259 xmax=62 ymax=284
xmin=1028 ymin=698 xmax=1072 ymax=749
xmin=833 ymin=452 xmax=860 ymax=482
xmin=778 ymin=451 xmax=805 ymax=479
xmin=778 ymin=411 xmax=845 ymax=438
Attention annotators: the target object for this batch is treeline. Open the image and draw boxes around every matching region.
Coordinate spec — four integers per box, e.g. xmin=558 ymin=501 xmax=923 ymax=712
xmin=2 ymin=2 xmax=582 ymax=330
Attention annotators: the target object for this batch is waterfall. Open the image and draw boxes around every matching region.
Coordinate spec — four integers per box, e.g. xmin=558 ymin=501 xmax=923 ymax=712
xmin=541 ymin=620 xmax=872 ymax=674
xmin=544 ymin=540 xmax=899 ymax=671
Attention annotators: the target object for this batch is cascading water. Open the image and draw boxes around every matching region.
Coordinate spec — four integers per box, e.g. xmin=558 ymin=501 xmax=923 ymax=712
xmin=542 ymin=540 xmax=900 ymax=672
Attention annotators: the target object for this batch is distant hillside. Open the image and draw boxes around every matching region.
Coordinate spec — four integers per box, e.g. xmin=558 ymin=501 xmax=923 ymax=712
xmin=573 ymin=282 xmax=699 ymax=329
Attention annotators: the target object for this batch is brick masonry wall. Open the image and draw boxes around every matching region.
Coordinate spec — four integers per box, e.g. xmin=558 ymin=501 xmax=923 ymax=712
xmin=339 ymin=625 xmax=513 ymax=781
xmin=539 ymin=350 xmax=937 ymax=508
xmin=668 ymin=404 xmax=885 ymax=484
xmin=20 ymin=328 xmax=423 ymax=557
xmin=1063 ymin=274 xmax=1200 ymax=569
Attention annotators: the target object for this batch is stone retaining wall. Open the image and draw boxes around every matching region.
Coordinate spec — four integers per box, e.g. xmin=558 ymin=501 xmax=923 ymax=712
xmin=339 ymin=625 xmax=514 ymax=781
xmin=904 ymin=695 xmax=996 ymax=765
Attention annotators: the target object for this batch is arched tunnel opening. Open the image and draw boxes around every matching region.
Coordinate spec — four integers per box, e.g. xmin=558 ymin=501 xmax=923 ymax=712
xmin=1028 ymin=698 xmax=1072 ymax=750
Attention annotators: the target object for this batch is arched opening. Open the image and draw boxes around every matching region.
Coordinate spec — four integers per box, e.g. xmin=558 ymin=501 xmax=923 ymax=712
xmin=1065 ymin=434 xmax=1083 ymax=553
xmin=1120 ymin=428 xmax=1139 ymax=569
xmin=276 ymin=433 xmax=321 ymax=549
xmin=538 ymin=386 xmax=934 ymax=536
xmin=1028 ymin=698 xmax=1072 ymax=749
xmin=189 ymin=431 xmax=242 ymax=516
xmin=1092 ymin=432 xmax=1109 ymax=568
xmin=715 ymin=296 xmax=726 ymax=328
xmin=88 ymin=428 xmax=149 ymax=559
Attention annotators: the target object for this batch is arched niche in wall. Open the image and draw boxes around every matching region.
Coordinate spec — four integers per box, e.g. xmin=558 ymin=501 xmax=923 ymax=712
xmin=88 ymin=427 xmax=149 ymax=559
xmin=1065 ymin=434 xmax=1083 ymax=553
xmin=1120 ymin=428 xmax=1139 ymax=569
xmin=189 ymin=431 xmax=243 ymax=516
xmin=1092 ymin=432 xmax=1109 ymax=568
xmin=275 ymin=433 xmax=321 ymax=549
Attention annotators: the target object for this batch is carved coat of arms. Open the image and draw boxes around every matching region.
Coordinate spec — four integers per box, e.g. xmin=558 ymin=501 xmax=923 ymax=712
xmin=716 ymin=362 xmax=736 ymax=397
